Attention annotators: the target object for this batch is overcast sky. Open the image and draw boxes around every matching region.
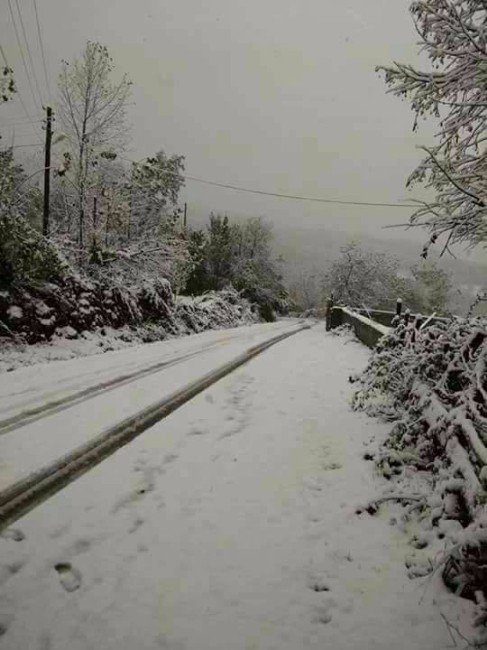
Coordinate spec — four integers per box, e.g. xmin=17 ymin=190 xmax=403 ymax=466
xmin=1 ymin=0 xmax=485 ymax=264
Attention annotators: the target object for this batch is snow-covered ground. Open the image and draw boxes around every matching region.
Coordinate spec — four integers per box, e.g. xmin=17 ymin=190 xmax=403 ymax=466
xmin=0 ymin=323 xmax=471 ymax=649
xmin=0 ymin=308 xmax=254 ymax=375
xmin=0 ymin=321 xmax=299 ymax=491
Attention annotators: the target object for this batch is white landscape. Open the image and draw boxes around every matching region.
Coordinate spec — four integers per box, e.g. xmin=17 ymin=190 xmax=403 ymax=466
xmin=1 ymin=0 xmax=486 ymax=646
xmin=0 ymin=322 xmax=475 ymax=650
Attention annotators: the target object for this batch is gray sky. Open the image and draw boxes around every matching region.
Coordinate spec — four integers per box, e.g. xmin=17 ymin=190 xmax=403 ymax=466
xmin=1 ymin=0 xmax=485 ymax=265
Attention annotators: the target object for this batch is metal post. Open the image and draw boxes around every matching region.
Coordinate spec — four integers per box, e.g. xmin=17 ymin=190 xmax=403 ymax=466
xmin=325 ymin=294 xmax=334 ymax=331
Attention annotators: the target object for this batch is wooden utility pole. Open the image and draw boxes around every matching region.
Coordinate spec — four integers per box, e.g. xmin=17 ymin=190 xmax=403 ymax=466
xmin=105 ymin=191 xmax=110 ymax=247
xmin=42 ymin=106 xmax=53 ymax=237
xmin=92 ymin=196 xmax=98 ymax=248
xmin=183 ymin=202 xmax=187 ymax=228
xmin=127 ymin=185 xmax=132 ymax=241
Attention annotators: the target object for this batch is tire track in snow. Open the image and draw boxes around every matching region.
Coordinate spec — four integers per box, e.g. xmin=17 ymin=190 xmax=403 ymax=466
xmin=0 ymin=324 xmax=310 ymax=531
xmin=0 ymin=324 xmax=292 ymax=436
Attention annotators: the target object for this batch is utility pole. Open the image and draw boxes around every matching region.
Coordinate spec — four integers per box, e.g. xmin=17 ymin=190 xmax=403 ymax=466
xmin=42 ymin=106 xmax=53 ymax=237
xmin=105 ymin=191 xmax=110 ymax=247
xmin=92 ymin=196 xmax=98 ymax=248
xmin=183 ymin=202 xmax=187 ymax=229
xmin=127 ymin=185 xmax=132 ymax=241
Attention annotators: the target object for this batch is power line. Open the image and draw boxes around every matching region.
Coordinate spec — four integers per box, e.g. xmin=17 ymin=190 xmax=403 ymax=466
xmin=0 ymin=44 xmax=43 ymax=144
xmin=9 ymin=143 xmax=42 ymax=149
xmin=122 ymin=158 xmax=417 ymax=208
xmin=32 ymin=0 xmax=51 ymax=100
xmin=182 ymin=175 xmax=418 ymax=208
xmin=7 ymin=0 xmax=40 ymax=109
xmin=13 ymin=0 xmax=44 ymax=106
xmin=2 ymin=125 xmax=43 ymax=138
xmin=6 ymin=130 xmax=44 ymax=138
xmin=0 ymin=45 xmax=9 ymax=68
xmin=0 ymin=118 xmax=44 ymax=127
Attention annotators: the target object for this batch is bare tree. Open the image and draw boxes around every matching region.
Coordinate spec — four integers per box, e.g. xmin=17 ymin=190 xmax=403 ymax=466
xmin=287 ymin=266 xmax=325 ymax=312
xmin=326 ymin=242 xmax=403 ymax=309
xmin=376 ymin=0 xmax=487 ymax=254
xmin=57 ymin=42 xmax=132 ymax=254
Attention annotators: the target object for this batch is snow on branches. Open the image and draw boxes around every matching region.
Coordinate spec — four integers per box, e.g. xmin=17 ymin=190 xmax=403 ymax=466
xmin=376 ymin=0 xmax=487 ymax=253
xmin=352 ymin=313 xmax=487 ymax=635
xmin=1 ymin=66 xmax=15 ymax=103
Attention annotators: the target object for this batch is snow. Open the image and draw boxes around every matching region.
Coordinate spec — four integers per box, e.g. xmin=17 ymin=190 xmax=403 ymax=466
xmin=341 ymin=307 xmax=392 ymax=336
xmin=0 ymin=288 xmax=257 ymax=373
xmin=0 ymin=323 xmax=471 ymax=648
xmin=0 ymin=321 xmax=300 ymax=491
xmin=6 ymin=306 xmax=22 ymax=320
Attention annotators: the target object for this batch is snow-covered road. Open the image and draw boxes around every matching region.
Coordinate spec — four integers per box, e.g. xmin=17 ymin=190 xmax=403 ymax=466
xmin=0 ymin=321 xmax=299 ymax=491
xmin=0 ymin=323 xmax=466 ymax=649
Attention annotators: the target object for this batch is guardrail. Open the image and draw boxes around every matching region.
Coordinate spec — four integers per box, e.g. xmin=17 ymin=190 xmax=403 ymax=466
xmin=326 ymin=301 xmax=449 ymax=349
xmin=327 ymin=306 xmax=390 ymax=348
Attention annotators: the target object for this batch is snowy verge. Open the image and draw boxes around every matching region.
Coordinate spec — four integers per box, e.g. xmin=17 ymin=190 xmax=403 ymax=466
xmin=0 ymin=288 xmax=258 ymax=373
xmin=351 ymin=315 xmax=487 ymax=644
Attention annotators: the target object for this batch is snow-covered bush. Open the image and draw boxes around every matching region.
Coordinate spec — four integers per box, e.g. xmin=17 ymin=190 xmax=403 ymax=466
xmin=0 ymin=259 xmax=257 ymax=347
xmin=0 ymin=212 xmax=67 ymax=287
xmin=175 ymin=289 xmax=256 ymax=333
xmin=0 ymin=271 xmax=176 ymax=343
xmin=352 ymin=314 xmax=487 ymax=633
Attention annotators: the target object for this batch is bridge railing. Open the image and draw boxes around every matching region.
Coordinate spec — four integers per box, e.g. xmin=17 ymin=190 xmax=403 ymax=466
xmin=325 ymin=299 xmax=448 ymax=349
xmin=327 ymin=306 xmax=390 ymax=348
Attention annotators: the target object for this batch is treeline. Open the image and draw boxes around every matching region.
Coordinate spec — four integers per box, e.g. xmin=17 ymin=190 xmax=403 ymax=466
xmin=288 ymin=242 xmax=455 ymax=317
xmin=0 ymin=42 xmax=287 ymax=350
xmin=0 ymin=41 xmax=288 ymax=345
xmin=185 ymin=214 xmax=286 ymax=319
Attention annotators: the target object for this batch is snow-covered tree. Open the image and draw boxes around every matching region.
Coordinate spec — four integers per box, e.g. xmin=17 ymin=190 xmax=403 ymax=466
xmin=286 ymin=267 xmax=325 ymax=312
xmin=183 ymin=215 xmax=287 ymax=317
xmin=409 ymin=260 xmax=452 ymax=314
xmin=130 ymin=150 xmax=185 ymax=240
xmin=57 ymin=42 xmax=132 ymax=253
xmin=326 ymin=242 xmax=403 ymax=309
xmin=376 ymin=0 xmax=487 ymax=253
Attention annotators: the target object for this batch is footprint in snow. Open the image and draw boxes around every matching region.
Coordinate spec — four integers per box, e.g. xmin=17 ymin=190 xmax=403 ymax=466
xmin=163 ymin=453 xmax=179 ymax=466
xmin=1 ymin=528 xmax=25 ymax=542
xmin=0 ymin=560 xmax=25 ymax=586
xmin=111 ymin=477 xmax=155 ymax=513
xmin=128 ymin=517 xmax=144 ymax=534
xmin=54 ymin=562 xmax=82 ymax=592
xmin=188 ymin=427 xmax=206 ymax=436
xmin=323 ymin=461 xmax=343 ymax=471
xmin=0 ymin=615 xmax=12 ymax=637
xmin=311 ymin=598 xmax=335 ymax=625
xmin=133 ymin=458 xmax=148 ymax=472
xmin=309 ymin=578 xmax=331 ymax=593
xmin=66 ymin=537 xmax=92 ymax=556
